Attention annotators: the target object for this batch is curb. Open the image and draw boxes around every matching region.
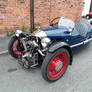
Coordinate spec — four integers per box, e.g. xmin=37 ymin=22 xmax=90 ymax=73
xmin=0 ymin=50 xmax=8 ymax=55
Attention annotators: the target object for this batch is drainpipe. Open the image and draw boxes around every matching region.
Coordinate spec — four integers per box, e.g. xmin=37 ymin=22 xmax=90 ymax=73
xmin=90 ymin=0 xmax=92 ymax=12
xmin=30 ymin=0 xmax=34 ymax=33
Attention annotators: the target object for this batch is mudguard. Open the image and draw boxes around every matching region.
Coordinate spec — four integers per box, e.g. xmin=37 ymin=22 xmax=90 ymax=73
xmin=49 ymin=42 xmax=73 ymax=65
xmin=11 ymin=34 xmax=17 ymax=38
xmin=11 ymin=32 xmax=29 ymax=38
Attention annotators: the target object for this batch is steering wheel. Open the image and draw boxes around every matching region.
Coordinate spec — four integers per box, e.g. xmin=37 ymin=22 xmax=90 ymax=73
xmin=50 ymin=17 xmax=60 ymax=27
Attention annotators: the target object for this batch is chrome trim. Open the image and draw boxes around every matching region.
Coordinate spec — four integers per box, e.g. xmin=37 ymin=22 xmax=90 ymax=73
xmin=30 ymin=63 xmax=39 ymax=68
xmin=70 ymin=42 xmax=83 ymax=48
xmin=15 ymin=30 xmax=22 ymax=37
xmin=34 ymin=31 xmax=47 ymax=37
xmin=70 ymin=38 xmax=92 ymax=48
xmin=38 ymin=49 xmax=45 ymax=56
xmin=84 ymin=38 xmax=92 ymax=44
xmin=41 ymin=37 xmax=51 ymax=48
xmin=20 ymin=38 xmax=27 ymax=51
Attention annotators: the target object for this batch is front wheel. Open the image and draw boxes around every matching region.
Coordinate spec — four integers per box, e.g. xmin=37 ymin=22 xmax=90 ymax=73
xmin=8 ymin=36 xmax=23 ymax=58
xmin=41 ymin=48 xmax=70 ymax=82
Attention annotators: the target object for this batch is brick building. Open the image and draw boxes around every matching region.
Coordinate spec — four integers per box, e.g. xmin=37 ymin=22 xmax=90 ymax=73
xmin=0 ymin=0 xmax=83 ymax=34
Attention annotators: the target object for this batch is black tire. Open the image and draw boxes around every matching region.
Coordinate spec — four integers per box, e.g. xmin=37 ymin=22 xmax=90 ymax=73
xmin=41 ymin=48 xmax=70 ymax=82
xmin=86 ymin=15 xmax=90 ymax=19
xmin=8 ymin=36 xmax=22 ymax=58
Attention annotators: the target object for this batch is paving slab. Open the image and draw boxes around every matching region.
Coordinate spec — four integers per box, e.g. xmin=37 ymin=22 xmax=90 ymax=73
xmin=0 ymin=37 xmax=9 ymax=52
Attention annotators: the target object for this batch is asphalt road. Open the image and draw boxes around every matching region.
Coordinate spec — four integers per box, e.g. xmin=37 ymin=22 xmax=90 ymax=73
xmin=0 ymin=42 xmax=92 ymax=92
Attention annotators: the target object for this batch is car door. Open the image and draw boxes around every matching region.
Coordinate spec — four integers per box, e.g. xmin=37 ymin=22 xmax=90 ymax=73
xmin=69 ymin=28 xmax=85 ymax=46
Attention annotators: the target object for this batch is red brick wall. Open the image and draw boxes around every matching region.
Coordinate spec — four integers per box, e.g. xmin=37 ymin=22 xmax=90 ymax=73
xmin=0 ymin=0 xmax=83 ymax=34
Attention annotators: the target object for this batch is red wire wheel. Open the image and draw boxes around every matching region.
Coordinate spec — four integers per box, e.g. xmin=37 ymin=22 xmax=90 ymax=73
xmin=8 ymin=36 xmax=23 ymax=58
xmin=48 ymin=53 xmax=67 ymax=79
xmin=12 ymin=40 xmax=22 ymax=56
xmin=41 ymin=48 xmax=70 ymax=82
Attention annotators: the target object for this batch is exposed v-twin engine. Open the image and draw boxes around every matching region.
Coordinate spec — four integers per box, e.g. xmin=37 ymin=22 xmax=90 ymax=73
xmin=18 ymin=36 xmax=43 ymax=69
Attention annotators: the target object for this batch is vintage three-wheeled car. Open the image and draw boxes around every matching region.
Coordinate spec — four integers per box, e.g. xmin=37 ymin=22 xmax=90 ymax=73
xmin=8 ymin=17 xmax=92 ymax=82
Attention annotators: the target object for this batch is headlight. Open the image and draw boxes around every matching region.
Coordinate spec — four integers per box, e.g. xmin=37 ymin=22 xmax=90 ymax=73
xmin=41 ymin=38 xmax=51 ymax=48
xmin=15 ymin=30 xmax=22 ymax=37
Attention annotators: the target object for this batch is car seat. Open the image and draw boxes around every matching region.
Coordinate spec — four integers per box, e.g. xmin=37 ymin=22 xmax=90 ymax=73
xmin=75 ymin=22 xmax=88 ymax=37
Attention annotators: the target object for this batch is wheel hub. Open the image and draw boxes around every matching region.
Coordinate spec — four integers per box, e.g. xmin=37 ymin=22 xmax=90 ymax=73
xmin=55 ymin=61 xmax=63 ymax=71
xmin=49 ymin=57 xmax=63 ymax=72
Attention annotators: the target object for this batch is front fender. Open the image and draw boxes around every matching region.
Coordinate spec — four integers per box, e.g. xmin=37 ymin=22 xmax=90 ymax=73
xmin=49 ymin=42 xmax=73 ymax=65
xmin=11 ymin=32 xmax=29 ymax=38
xmin=11 ymin=34 xmax=17 ymax=38
xmin=49 ymin=42 xmax=69 ymax=52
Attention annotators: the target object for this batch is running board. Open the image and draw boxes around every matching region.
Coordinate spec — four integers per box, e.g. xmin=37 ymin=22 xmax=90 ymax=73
xmin=71 ymin=38 xmax=92 ymax=48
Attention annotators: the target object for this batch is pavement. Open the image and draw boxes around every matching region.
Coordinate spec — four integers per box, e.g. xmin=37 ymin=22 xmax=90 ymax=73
xmin=0 ymin=38 xmax=92 ymax=92
xmin=0 ymin=37 xmax=9 ymax=53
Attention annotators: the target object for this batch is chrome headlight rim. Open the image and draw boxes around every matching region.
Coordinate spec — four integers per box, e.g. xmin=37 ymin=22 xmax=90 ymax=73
xmin=15 ymin=30 xmax=22 ymax=37
xmin=41 ymin=37 xmax=51 ymax=48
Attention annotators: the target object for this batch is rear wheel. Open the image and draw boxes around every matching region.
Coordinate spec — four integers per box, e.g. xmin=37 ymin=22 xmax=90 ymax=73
xmin=41 ymin=48 xmax=70 ymax=82
xmin=8 ymin=36 xmax=23 ymax=58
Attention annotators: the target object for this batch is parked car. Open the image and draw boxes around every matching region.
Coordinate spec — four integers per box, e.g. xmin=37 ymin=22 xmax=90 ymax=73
xmin=86 ymin=12 xmax=92 ymax=19
xmin=8 ymin=17 xmax=92 ymax=82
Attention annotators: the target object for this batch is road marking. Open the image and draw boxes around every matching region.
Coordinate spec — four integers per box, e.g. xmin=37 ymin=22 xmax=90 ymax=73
xmin=0 ymin=50 xmax=8 ymax=55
